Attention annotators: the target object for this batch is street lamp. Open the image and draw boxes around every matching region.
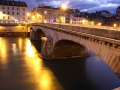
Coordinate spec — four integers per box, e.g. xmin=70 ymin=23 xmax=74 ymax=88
xmin=113 ymin=23 xmax=117 ymax=27
xmin=60 ymin=2 xmax=67 ymax=23
xmin=27 ymin=12 xmax=30 ymax=17
xmin=60 ymin=2 xmax=67 ymax=10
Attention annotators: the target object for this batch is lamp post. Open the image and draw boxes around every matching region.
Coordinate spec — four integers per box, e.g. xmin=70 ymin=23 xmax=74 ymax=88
xmin=60 ymin=2 xmax=67 ymax=24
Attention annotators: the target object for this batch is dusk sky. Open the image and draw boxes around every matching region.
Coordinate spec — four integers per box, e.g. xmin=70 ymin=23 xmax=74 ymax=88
xmin=23 ymin=0 xmax=120 ymax=14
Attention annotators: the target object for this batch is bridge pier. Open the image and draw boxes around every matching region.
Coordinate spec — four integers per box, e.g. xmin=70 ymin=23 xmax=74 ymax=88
xmin=30 ymin=30 xmax=35 ymax=40
xmin=41 ymin=36 xmax=53 ymax=58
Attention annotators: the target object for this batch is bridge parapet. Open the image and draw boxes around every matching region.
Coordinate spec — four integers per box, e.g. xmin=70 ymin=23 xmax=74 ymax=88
xmin=38 ymin=23 xmax=120 ymax=40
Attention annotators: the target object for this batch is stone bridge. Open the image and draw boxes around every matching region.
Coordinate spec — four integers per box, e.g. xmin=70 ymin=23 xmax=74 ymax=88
xmin=30 ymin=23 xmax=120 ymax=75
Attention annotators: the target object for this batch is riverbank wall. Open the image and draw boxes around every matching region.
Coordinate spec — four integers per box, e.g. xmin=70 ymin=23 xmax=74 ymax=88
xmin=0 ymin=23 xmax=30 ymax=37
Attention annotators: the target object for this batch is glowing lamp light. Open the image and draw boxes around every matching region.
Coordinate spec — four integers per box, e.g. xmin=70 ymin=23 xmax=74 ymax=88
xmin=43 ymin=20 xmax=47 ymax=23
xmin=61 ymin=2 xmax=67 ymax=10
xmin=98 ymin=23 xmax=101 ymax=26
xmin=27 ymin=13 xmax=30 ymax=16
xmin=32 ymin=16 xmax=35 ymax=19
xmin=113 ymin=23 xmax=117 ymax=27
xmin=0 ymin=11 xmax=3 ymax=15
xmin=37 ymin=13 xmax=40 ymax=16
xmin=44 ymin=11 xmax=47 ymax=14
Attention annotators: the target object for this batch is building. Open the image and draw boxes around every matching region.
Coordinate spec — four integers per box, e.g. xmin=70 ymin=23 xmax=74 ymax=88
xmin=100 ymin=10 xmax=112 ymax=17
xmin=0 ymin=0 xmax=29 ymax=23
xmin=31 ymin=4 xmax=60 ymax=23
xmin=116 ymin=6 xmax=120 ymax=20
xmin=72 ymin=9 xmax=81 ymax=16
xmin=72 ymin=15 xmax=86 ymax=24
xmin=31 ymin=3 xmax=74 ymax=24
xmin=63 ymin=9 xmax=74 ymax=23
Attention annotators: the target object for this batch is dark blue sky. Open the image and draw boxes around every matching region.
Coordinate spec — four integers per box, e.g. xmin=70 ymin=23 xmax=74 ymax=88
xmin=23 ymin=0 xmax=120 ymax=13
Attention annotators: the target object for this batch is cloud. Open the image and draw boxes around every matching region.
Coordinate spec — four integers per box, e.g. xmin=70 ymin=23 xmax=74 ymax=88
xmin=24 ymin=0 xmax=120 ymax=13
xmin=68 ymin=0 xmax=100 ymax=10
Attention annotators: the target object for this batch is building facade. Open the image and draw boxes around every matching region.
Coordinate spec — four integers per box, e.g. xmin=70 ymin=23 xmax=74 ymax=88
xmin=0 ymin=0 xmax=29 ymax=23
xmin=100 ymin=10 xmax=112 ymax=17
xmin=72 ymin=15 xmax=85 ymax=24
xmin=116 ymin=6 xmax=120 ymax=20
xmin=31 ymin=3 xmax=74 ymax=24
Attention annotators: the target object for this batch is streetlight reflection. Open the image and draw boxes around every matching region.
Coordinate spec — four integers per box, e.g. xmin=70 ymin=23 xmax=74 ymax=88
xmin=26 ymin=40 xmax=35 ymax=56
xmin=0 ymin=38 xmax=7 ymax=66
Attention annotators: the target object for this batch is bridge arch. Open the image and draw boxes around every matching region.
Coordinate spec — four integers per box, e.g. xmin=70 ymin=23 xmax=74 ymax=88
xmin=35 ymin=28 xmax=45 ymax=40
xmin=52 ymin=39 xmax=87 ymax=57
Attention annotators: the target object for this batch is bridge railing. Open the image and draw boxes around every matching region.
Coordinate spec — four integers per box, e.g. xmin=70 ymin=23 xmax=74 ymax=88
xmin=37 ymin=22 xmax=120 ymax=31
xmin=36 ymin=23 xmax=120 ymax=41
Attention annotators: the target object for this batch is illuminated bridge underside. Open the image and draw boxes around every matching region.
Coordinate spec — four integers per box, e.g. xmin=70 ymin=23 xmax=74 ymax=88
xmin=53 ymin=40 xmax=86 ymax=57
xmin=30 ymin=23 xmax=120 ymax=75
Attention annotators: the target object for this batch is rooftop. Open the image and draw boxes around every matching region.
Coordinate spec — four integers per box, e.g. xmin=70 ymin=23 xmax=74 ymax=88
xmin=0 ymin=0 xmax=27 ymax=7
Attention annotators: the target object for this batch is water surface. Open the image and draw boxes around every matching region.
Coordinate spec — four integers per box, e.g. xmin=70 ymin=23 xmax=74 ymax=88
xmin=0 ymin=37 xmax=120 ymax=90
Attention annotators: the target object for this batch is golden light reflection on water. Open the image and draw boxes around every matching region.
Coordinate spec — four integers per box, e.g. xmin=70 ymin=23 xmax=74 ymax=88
xmin=11 ymin=43 xmax=17 ymax=54
xmin=0 ymin=37 xmax=63 ymax=90
xmin=24 ymin=40 xmax=63 ymax=90
xmin=26 ymin=40 xmax=35 ymax=56
xmin=0 ymin=38 xmax=7 ymax=65
xmin=18 ymin=38 xmax=22 ymax=52
xmin=25 ymin=57 xmax=63 ymax=90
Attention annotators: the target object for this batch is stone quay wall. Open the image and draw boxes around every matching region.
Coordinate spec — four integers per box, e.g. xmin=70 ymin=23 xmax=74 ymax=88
xmin=0 ymin=23 xmax=30 ymax=37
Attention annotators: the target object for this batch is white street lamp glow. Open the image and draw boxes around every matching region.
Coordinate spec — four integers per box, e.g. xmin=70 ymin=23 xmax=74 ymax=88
xmin=0 ymin=11 xmax=3 ymax=16
xmin=61 ymin=2 xmax=67 ymax=10
xmin=27 ymin=13 xmax=30 ymax=16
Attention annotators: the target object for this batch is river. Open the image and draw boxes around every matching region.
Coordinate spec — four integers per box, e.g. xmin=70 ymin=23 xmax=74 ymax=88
xmin=0 ymin=37 xmax=120 ymax=90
